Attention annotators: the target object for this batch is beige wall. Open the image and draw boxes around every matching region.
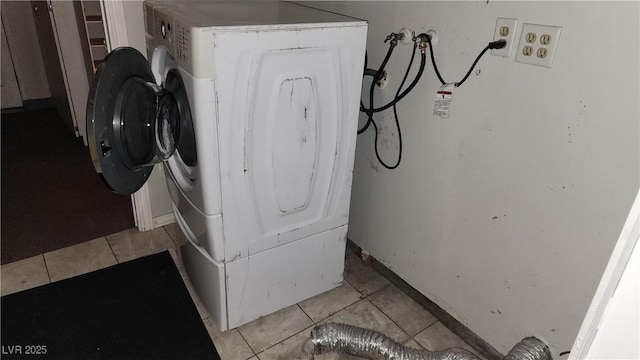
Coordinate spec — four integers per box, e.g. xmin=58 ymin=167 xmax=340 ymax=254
xmin=1 ymin=1 xmax=50 ymax=101
xmin=301 ymin=0 xmax=639 ymax=356
xmin=121 ymin=0 xmax=146 ymax=54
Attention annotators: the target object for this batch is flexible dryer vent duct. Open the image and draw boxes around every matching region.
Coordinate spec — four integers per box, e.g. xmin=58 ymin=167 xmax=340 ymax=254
xmin=310 ymin=323 xmax=552 ymax=360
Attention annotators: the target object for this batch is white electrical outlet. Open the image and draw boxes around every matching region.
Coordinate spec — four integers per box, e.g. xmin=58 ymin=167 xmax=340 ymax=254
xmin=515 ymin=23 xmax=562 ymax=68
xmin=491 ymin=18 xmax=518 ymax=57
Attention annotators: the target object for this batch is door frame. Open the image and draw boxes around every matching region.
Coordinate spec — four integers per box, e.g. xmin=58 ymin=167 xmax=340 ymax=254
xmin=101 ymin=0 xmax=154 ymax=231
xmin=31 ymin=1 xmax=78 ymax=137
xmin=48 ymin=0 xmax=90 ymax=145
xmin=568 ymin=189 xmax=640 ymax=358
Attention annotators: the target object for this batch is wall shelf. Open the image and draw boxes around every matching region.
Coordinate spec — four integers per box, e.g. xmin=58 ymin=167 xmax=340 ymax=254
xmin=76 ymin=0 xmax=107 ymax=74
xmin=89 ymin=37 xmax=105 ymax=46
xmin=84 ymin=15 xmax=102 ymax=23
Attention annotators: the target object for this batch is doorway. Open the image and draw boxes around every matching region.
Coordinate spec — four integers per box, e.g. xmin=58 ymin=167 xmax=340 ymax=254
xmin=0 ymin=1 xmax=135 ymax=264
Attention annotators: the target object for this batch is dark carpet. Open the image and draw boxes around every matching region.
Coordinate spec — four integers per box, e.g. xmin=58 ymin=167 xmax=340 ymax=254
xmin=1 ymin=251 xmax=221 ymax=360
xmin=1 ymin=108 xmax=135 ymax=264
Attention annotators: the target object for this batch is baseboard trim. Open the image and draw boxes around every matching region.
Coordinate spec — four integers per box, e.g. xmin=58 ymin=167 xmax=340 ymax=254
xmin=346 ymin=240 xmax=503 ymax=360
xmin=23 ymin=98 xmax=54 ymax=110
xmin=153 ymin=213 xmax=176 ymax=228
xmin=2 ymin=98 xmax=54 ymax=114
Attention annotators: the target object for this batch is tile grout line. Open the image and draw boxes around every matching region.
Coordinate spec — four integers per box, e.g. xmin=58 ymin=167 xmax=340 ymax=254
xmin=365 ymin=295 xmax=413 ymax=344
xmin=305 ymin=297 xmax=363 ymax=325
xmin=252 ymin=321 xmax=314 ymax=357
xmin=364 ymin=282 xmax=391 ymax=299
xmin=343 ymin=276 xmax=373 ymax=299
xmin=412 ymin=320 xmax=441 ymax=350
xmin=104 ymin=235 xmax=121 ymax=264
xmin=242 ymin=304 xmax=319 ymax=357
xmin=365 ymin=283 xmax=439 ymax=340
xmin=162 ymin=225 xmax=180 ymax=248
xmin=239 ymin=330 xmax=258 ymax=359
xmin=41 ymin=254 xmax=53 ymax=284
xmin=236 ymin=325 xmax=259 ymax=358
xmin=411 ymin=317 xmax=440 ymax=342
xmin=296 ymin=303 xmax=315 ymax=324
xmin=300 ymin=277 xmax=385 ymax=325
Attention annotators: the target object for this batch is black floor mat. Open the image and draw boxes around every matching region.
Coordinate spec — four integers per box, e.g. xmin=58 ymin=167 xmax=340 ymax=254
xmin=1 ymin=251 xmax=221 ymax=360
xmin=1 ymin=108 xmax=135 ymax=264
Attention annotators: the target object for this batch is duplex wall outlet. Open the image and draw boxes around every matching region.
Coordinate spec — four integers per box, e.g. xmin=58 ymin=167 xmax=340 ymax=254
xmin=491 ymin=18 xmax=518 ymax=57
xmin=515 ymin=23 xmax=562 ymax=68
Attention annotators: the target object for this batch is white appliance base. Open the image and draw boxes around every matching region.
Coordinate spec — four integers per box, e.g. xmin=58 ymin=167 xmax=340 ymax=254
xmin=180 ymin=225 xmax=347 ymax=331
xmin=180 ymin=237 xmax=228 ymax=331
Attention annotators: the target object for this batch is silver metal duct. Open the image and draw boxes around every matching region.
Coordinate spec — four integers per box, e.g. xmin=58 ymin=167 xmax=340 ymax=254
xmin=504 ymin=337 xmax=552 ymax=360
xmin=310 ymin=323 xmax=552 ymax=360
xmin=311 ymin=322 xmax=479 ymax=360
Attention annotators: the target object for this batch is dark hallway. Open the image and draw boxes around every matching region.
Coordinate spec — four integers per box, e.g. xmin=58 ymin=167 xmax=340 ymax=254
xmin=1 ymin=108 xmax=134 ymax=264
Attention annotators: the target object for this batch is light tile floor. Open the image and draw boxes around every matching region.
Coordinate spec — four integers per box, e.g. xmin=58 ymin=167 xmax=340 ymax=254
xmin=1 ymin=227 xmax=485 ymax=360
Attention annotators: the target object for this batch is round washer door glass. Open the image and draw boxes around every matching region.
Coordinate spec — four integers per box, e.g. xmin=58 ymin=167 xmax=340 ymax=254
xmin=87 ymin=47 xmax=180 ymax=195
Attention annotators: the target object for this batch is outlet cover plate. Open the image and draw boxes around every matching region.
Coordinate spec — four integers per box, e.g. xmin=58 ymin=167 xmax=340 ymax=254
xmin=515 ymin=23 xmax=562 ymax=68
xmin=491 ymin=18 xmax=518 ymax=57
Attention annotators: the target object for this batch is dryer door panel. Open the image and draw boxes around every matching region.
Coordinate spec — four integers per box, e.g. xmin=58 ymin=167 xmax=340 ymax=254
xmin=215 ymin=26 xmax=367 ymax=258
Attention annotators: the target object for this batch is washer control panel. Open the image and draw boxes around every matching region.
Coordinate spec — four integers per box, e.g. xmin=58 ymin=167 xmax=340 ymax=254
xmin=150 ymin=8 xmax=191 ymax=71
xmin=143 ymin=2 xmax=204 ymax=77
xmin=153 ymin=13 xmax=174 ymax=54
xmin=173 ymin=22 xmax=191 ymax=64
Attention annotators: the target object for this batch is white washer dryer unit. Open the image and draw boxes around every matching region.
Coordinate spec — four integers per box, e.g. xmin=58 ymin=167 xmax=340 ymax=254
xmin=87 ymin=1 xmax=367 ymax=331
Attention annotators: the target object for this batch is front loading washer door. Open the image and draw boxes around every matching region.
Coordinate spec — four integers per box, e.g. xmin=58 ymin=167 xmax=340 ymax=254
xmin=87 ymin=47 xmax=192 ymax=195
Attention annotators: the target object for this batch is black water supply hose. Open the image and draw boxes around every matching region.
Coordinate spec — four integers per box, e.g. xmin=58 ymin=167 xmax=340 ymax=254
xmin=358 ymin=32 xmax=506 ymax=170
xmin=367 ymin=48 xmax=426 ymax=114
xmin=358 ymin=32 xmax=429 ymax=169
xmin=371 ymin=41 xmax=418 ymax=169
xmin=358 ymin=41 xmax=396 ymax=135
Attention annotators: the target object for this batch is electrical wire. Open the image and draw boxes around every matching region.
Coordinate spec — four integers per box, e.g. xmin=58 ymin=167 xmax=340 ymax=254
xmin=426 ymin=35 xmax=505 ymax=87
xmin=456 ymin=45 xmax=490 ymax=87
